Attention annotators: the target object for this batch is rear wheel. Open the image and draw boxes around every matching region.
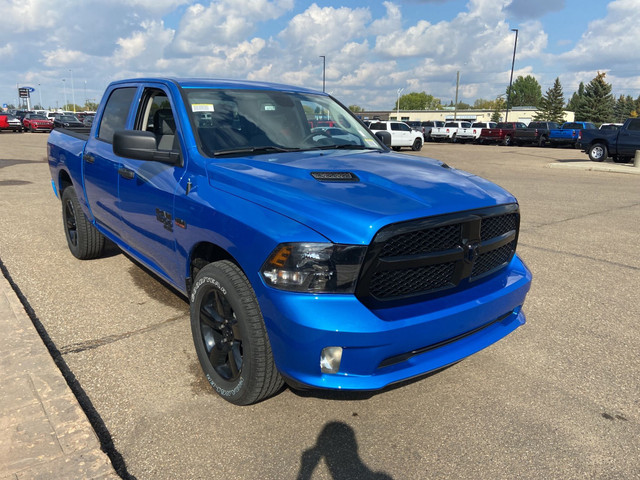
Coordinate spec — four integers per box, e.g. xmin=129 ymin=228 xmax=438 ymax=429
xmin=61 ymin=186 xmax=105 ymax=259
xmin=588 ymin=143 xmax=607 ymax=162
xmin=190 ymin=261 xmax=284 ymax=405
xmin=538 ymin=135 xmax=548 ymax=147
xmin=502 ymin=136 xmax=512 ymax=146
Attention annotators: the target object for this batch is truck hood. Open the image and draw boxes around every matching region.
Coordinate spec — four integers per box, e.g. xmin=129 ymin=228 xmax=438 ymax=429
xmin=205 ymin=149 xmax=516 ymax=244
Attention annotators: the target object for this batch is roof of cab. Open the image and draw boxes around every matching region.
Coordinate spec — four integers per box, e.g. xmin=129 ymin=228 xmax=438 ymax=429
xmin=110 ymin=77 xmax=324 ymax=95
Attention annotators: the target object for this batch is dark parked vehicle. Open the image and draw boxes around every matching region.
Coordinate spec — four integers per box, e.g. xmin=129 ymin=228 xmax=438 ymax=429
xmin=579 ymin=117 xmax=640 ymax=163
xmin=513 ymin=121 xmax=560 ymax=147
xmin=53 ymin=114 xmax=85 ymax=129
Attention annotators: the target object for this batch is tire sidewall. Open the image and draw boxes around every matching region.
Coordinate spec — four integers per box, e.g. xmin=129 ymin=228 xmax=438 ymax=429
xmin=61 ymin=187 xmax=82 ymax=258
xmin=589 ymin=143 xmax=607 ymax=162
xmin=190 ymin=263 xmax=258 ymax=404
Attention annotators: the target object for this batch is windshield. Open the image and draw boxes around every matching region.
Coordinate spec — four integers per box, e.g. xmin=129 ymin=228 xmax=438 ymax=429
xmin=184 ymin=89 xmax=383 ymax=157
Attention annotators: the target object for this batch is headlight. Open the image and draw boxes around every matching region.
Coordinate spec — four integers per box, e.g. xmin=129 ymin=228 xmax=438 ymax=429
xmin=260 ymin=243 xmax=366 ymax=293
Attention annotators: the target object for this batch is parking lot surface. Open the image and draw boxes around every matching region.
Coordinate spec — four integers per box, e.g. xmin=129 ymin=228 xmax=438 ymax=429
xmin=1 ymin=133 xmax=639 ymax=479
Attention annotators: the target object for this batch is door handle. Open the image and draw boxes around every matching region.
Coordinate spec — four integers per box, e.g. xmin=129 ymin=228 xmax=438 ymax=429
xmin=84 ymin=153 xmax=95 ymax=163
xmin=118 ymin=167 xmax=135 ymax=180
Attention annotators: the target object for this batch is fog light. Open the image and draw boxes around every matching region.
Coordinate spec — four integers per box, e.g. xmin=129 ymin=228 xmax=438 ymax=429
xmin=320 ymin=347 xmax=343 ymax=374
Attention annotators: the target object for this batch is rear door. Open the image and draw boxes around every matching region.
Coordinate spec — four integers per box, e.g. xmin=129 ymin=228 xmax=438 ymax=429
xmin=84 ymin=86 xmax=137 ymax=236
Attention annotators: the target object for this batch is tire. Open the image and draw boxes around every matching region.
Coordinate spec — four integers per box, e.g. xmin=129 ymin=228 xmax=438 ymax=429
xmin=61 ymin=186 xmax=105 ymax=259
xmin=613 ymin=156 xmax=629 ymax=164
xmin=588 ymin=143 xmax=607 ymax=162
xmin=538 ymin=135 xmax=548 ymax=147
xmin=450 ymin=134 xmax=457 ymax=143
xmin=30 ymin=125 xmax=35 ymax=133
xmin=190 ymin=261 xmax=284 ymax=405
xmin=411 ymin=138 xmax=422 ymax=151
xmin=502 ymin=136 xmax=512 ymax=146
xmin=392 ymin=146 xmax=401 ymax=151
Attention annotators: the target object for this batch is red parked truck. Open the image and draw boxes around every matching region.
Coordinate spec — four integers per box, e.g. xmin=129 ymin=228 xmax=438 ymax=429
xmin=478 ymin=122 xmax=527 ymax=146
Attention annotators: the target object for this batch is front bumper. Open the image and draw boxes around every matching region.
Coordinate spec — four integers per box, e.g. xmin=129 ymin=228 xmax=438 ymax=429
xmin=258 ymin=254 xmax=531 ymax=391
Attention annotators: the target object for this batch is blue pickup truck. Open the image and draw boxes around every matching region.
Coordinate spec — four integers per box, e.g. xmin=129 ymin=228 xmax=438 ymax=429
xmin=548 ymin=121 xmax=597 ymax=147
xmin=47 ymin=78 xmax=531 ymax=405
xmin=578 ymin=117 xmax=640 ymax=163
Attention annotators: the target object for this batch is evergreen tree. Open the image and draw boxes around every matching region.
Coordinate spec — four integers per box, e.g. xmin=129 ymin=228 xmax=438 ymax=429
xmin=505 ymin=75 xmax=543 ymax=107
xmin=613 ymin=95 xmax=633 ymax=122
xmin=534 ymin=77 xmax=565 ymax=123
xmin=566 ymin=82 xmax=585 ymax=115
xmin=491 ymin=97 xmax=505 ymax=122
xmin=576 ymin=72 xmax=614 ymax=123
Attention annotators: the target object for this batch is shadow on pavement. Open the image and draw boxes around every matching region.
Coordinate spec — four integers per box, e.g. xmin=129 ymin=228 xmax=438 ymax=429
xmin=296 ymin=421 xmax=393 ymax=480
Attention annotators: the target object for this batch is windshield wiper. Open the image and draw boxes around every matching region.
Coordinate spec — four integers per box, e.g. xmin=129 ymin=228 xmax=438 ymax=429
xmin=213 ymin=146 xmax=300 ymax=157
xmin=309 ymin=145 xmax=381 ymax=151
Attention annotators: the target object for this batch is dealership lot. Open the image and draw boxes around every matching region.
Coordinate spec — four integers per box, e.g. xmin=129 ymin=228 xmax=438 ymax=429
xmin=1 ymin=133 xmax=638 ymax=479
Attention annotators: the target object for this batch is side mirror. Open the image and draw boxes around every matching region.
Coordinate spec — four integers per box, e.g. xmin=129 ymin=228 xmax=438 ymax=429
xmin=113 ymin=130 xmax=181 ymax=165
xmin=375 ymin=130 xmax=392 ymax=147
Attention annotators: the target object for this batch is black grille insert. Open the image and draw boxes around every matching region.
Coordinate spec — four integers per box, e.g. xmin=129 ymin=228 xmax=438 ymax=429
xmin=356 ymin=204 xmax=520 ymax=304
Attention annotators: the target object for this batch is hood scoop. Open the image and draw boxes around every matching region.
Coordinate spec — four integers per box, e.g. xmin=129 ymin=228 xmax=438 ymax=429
xmin=311 ymin=171 xmax=360 ymax=182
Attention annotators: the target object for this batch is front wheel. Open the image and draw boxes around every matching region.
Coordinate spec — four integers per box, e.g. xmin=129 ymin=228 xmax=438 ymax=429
xmin=190 ymin=261 xmax=284 ymax=405
xmin=61 ymin=186 xmax=105 ymax=259
xmin=588 ymin=143 xmax=607 ymax=162
xmin=411 ymin=138 xmax=422 ymax=151
xmin=502 ymin=136 xmax=512 ymax=146
xmin=392 ymin=146 xmax=401 ymax=151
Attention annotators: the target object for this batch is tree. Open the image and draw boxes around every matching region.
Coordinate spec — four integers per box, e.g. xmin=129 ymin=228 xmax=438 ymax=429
xmin=348 ymin=105 xmax=363 ymax=113
xmin=613 ymin=95 xmax=634 ymax=122
xmin=576 ymin=71 xmax=614 ymax=123
xmin=394 ymin=92 xmax=442 ymax=110
xmin=506 ymin=75 xmax=542 ymax=107
xmin=491 ymin=97 xmax=506 ymax=123
xmin=474 ymin=98 xmax=496 ymax=109
xmin=84 ymin=100 xmax=99 ymax=112
xmin=566 ymin=82 xmax=585 ymax=113
xmin=534 ymin=77 xmax=565 ymax=123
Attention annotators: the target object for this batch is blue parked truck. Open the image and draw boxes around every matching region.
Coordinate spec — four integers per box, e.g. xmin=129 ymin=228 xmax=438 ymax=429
xmin=47 ymin=78 xmax=532 ymax=405
xmin=548 ymin=121 xmax=597 ymax=147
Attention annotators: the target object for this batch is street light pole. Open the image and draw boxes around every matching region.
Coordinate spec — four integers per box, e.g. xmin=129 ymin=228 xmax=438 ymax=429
xmin=62 ymin=79 xmax=68 ymax=111
xmin=319 ymin=56 xmax=326 ymax=93
xmin=38 ymin=83 xmax=43 ymax=110
xmin=505 ymin=28 xmax=518 ymax=122
xmin=397 ymin=88 xmax=404 ymax=120
xmin=69 ymin=69 xmax=76 ymax=113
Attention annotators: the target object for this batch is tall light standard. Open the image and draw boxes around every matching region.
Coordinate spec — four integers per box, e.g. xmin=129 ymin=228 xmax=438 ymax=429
xmin=505 ymin=28 xmax=518 ymax=122
xmin=319 ymin=56 xmax=326 ymax=93
xmin=62 ymin=78 xmax=68 ymax=111
xmin=37 ymin=83 xmax=43 ymax=109
xmin=69 ymin=69 xmax=76 ymax=113
xmin=397 ymin=87 xmax=404 ymax=120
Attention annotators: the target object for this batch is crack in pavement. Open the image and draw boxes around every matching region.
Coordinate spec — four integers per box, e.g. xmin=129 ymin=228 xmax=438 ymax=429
xmin=59 ymin=314 xmax=187 ymax=354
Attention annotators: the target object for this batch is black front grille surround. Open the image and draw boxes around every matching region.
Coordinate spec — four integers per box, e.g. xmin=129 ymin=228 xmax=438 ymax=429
xmin=355 ymin=204 xmax=520 ymax=306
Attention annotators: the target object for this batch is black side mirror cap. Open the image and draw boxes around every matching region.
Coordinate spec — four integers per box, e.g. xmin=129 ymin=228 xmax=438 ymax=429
xmin=113 ymin=130 xmax=181 ymax=165
xmin=375 ymin=130 xmax=392 ymax=147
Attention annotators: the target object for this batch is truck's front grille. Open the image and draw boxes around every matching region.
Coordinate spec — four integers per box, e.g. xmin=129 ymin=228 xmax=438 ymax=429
xmin=355 ymin=204 xmax=520 ymax=305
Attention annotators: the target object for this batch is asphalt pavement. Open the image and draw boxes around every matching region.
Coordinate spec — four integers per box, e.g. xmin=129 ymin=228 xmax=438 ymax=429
xmin=1 ymin=133 xmax=639 ymax=479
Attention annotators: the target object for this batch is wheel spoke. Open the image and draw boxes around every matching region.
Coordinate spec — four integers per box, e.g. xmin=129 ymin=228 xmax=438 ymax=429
xmin=208 ymin=344 xmax=229 ymax=368
xmin=200 ymin=300 xmax=224 ymax=330
xmin=228 ymin=344 xmax=241 ymax=378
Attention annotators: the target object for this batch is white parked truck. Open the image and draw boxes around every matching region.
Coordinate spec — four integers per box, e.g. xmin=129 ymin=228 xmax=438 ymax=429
xmin=368 ymin=121 xmax=423 ymax=151
xmin=430 ymin=121 xmax=471 ymax=143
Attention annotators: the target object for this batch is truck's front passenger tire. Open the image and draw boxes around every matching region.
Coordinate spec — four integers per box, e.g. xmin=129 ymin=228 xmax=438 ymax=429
xmin=61 ymin=186 xmax=105 ymax=259
xmin=411 ymin=138 xmax=422 ymax=151
xmin=190 ymin=261 xmax=284 ymax=405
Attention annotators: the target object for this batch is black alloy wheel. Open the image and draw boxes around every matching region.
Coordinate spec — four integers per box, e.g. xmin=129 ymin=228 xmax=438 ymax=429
xmin=199 ymin=289 xmax=243 ymax=381
xmin=64 ymin=196 xmax=79 ymax=248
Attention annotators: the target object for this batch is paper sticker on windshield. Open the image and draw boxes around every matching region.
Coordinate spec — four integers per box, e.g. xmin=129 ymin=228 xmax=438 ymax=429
xmin=365 ymin=139 xmax=378 ymax=146
xmin=192 ymin=104 xmax=214 ymax=112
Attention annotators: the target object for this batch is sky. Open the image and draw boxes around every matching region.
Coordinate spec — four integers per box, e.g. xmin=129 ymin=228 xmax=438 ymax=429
xmin=1 ymin=0 xmax=639 ymax=111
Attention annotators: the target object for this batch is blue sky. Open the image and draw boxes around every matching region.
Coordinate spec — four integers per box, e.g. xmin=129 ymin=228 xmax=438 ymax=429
xmin=1 ymin=0 xmax=638 ymax=111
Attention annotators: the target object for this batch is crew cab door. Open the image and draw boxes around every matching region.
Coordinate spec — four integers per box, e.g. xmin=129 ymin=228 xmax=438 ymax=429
xmin=116 ymin=85 xmax=185 ymax=285
xmin=84 ymin=86 xmax=137 ymax=236
xmin=391 ymin=122 xmax=412 ymax=146
xmin=616 ymin=118 xmax=640 ymax=157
